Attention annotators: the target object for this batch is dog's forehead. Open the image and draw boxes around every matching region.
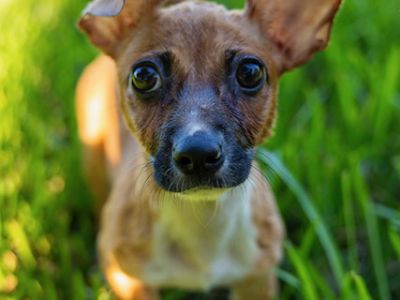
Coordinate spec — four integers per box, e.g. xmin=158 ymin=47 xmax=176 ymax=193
xmin=118 ymin=1 xmax=274 ymax=79
xmin=156 ymin=2 xmax=261 ymax=53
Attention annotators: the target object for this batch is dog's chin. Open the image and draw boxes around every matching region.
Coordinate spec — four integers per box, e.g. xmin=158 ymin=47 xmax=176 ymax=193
xmin=155 ymin=178 xmax=235 ymax=194
xmin=154 ymin=165 xmax=253 ymax=195
xmin=170 ymin=187 xmax=230 ymax=202
xmin=154 ymin=173 xmax=250 ymax=196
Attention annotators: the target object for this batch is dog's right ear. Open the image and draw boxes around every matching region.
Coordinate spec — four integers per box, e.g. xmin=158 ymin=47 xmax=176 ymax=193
xmin=79 ymin=0 xmax=161 ymax=57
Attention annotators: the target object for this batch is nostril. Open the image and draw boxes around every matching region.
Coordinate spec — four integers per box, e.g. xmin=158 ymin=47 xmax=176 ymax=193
xmin=176 ymin=156 xmax=193 ymax=169
xmin=205 ymin=151 xmax=222 ymax=165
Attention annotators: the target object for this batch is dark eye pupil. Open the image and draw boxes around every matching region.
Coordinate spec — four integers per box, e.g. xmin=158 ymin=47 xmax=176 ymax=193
xmin=132 ymin=66 xmax=159 ymax=92
xmin=236 ymin=61 xmax=265 ymax=90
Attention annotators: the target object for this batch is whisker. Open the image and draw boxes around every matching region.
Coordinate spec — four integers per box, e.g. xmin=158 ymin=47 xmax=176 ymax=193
xmin=252 ymin=163 xmax=271 ymax=187
xmin=204 ymin=200 xmax=220 ymax=227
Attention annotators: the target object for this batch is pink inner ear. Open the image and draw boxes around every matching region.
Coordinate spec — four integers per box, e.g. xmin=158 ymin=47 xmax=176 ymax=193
xmin=83 ymin=0 xmax=125 ymax=17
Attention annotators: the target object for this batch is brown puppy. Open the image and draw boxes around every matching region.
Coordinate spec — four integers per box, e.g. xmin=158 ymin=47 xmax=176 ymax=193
xmin=76 ymin=0 xmax=341 ymax=299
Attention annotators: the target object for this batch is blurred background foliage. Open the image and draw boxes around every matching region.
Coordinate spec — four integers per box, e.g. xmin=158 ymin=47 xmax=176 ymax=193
xmin=0 ymin=0 xmax=399 ymax=299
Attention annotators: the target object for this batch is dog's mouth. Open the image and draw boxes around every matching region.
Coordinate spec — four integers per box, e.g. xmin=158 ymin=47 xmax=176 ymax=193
xmin=153 ymin=169 xmax=234 ymax=193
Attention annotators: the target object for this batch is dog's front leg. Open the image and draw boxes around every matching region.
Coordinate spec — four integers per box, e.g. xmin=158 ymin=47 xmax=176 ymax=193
xmin=105 ymin=265 xmax=160 ymax=300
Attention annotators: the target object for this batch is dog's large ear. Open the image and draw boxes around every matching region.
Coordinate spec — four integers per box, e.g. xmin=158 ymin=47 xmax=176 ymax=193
xmin=245 ymin=0 xmax=341 ymax=74
xmin=79 ymin=0 xmax=161 ymax=56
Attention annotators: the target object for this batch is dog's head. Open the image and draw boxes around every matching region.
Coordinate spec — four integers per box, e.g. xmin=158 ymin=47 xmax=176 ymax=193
xmin=79 ymin=0 xmax=341 ymax=193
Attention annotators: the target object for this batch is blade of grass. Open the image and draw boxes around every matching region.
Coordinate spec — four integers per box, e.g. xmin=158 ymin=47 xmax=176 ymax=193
xmin=341 ymin=171 xmax=359 ymax=272
xmin=373 ymin=47 xmax=399 ymax=141
xmin=299 ymin=225 xmax=316 ymax=257
xmin=72 ymin=272 xmax=87 ymax=300
xmin=257 ymin=149 xmax=344 ymax=290
xmin=306 ymin=259 xmax=337 ymax=300
xmin=352 ymin=164 xmax=390 ymax=300
xmin=285 ymin=242 xmax=319 ymax=300
xmin=374 ymin=203 xmax=400 ymax=227
xmin=389 ymin=226 xmax=400 ymax=260
xmin=351 ymin=272 xmax=374 ymax=300
xmin=276 ymin=269 xmax=300 ymax=289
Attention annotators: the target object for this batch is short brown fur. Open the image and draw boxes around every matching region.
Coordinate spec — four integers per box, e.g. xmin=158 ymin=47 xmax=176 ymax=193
xmin=76 ymin=0 xmax=341 ymax=299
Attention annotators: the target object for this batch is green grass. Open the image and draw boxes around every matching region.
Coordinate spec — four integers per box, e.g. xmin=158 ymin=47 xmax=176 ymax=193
xmin=1 ymin=0 xmax=399 ymax=299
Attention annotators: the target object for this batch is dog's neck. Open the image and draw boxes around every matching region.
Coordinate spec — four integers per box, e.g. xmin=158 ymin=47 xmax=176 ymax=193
xmin=159 ymin=179 xmax=254 ymax=238
xmin=143 ymin=178 xmax=260 ymax=289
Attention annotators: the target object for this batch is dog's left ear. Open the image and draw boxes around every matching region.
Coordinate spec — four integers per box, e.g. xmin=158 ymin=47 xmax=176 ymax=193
xmin=79 ymin=0 xmax=162 ymax=57
xmin=245 ymin=0 xmax=341 ymax=74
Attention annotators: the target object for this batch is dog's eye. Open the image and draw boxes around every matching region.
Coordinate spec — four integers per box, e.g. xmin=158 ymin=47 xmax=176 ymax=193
xmin=131 ymin=63 xmax=162 ymax=93
xmin=236 ymin=59 xmax=267 ymax=93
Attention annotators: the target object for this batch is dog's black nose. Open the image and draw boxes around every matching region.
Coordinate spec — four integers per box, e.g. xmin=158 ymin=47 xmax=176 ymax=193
xmin=173 ymin=132 xmax=224 ymax=175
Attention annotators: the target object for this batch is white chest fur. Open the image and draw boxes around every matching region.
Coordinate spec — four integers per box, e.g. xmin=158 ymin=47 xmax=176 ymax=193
xmin=141 ymin=180 xmax=260 ymax=290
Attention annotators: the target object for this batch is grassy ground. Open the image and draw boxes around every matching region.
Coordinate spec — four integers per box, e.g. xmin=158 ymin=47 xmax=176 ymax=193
xmin=0 ymin=0 xmax=399 ymax=299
